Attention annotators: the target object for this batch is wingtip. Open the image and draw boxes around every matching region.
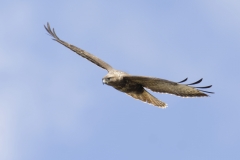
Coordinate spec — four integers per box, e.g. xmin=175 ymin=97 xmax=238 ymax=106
xmin=187 ymin=78 xmax=203 ymax=85
xmin=44 ymin=22 xmax=60 ymax=40
xmin=178 ymin=77 xmax=188 ymax=83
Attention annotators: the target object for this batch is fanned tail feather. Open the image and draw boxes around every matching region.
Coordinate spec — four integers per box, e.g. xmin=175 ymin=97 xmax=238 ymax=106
xmin=126 ymin=89 xmax=167 ymax=108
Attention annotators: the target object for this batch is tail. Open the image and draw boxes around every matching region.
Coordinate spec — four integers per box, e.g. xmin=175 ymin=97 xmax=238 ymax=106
xmin=126 ymin=89 xmax=167 ymax=108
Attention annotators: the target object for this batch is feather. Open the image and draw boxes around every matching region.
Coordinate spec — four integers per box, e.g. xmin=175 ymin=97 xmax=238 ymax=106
xmin=178 ymin=78 xmax=188 ymax=83
xmin=187 ymin=78 xmax=203 ymax=85
xmin=194 ymin=85 xmax=212 ymax=89
xmin=198 ymin=90 xmax=214 ymax=94
xmin=126 ymin=89 xmax=167 ymax=108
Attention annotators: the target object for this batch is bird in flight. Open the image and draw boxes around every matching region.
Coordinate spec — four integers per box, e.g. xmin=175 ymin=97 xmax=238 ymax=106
xmin=44 ymin=22 xmax=213 ymax=108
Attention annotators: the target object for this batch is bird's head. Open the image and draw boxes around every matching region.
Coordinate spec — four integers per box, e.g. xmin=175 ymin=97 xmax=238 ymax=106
xmin=102 ymin=76 xmax=115 ymax=86
xmin=102 ymin=72 xmax=120 ymax=86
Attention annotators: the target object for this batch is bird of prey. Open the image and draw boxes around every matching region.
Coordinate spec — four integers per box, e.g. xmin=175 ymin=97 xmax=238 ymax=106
xmin=44 ymin=22 xmax=213 ymax=108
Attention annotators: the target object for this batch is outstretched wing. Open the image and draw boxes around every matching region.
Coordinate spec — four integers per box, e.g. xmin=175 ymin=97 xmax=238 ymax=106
xmin=44 ymin=22 xmax=113 ymax=72
xmin=123 ymin=76 xmax=214 ymax=97
xmin=127 ymin=88 xmax=167 ymax=108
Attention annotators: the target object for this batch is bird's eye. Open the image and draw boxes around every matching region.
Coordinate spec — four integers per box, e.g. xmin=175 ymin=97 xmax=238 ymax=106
xmin=107 ymin=78 xmax=111 ymax=80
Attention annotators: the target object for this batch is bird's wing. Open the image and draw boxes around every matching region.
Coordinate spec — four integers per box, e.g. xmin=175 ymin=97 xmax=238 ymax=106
xmin=126 ymin=89 xmax=167 ymax=108
xmin=123 ymin=76 xmax=214 ymax=97
xmin=44 ymin=22 xmax=113 ymax=72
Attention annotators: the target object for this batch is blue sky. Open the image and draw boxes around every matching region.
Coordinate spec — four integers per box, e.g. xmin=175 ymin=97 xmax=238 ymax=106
xmin=1 ymin=0 xmax=240 ymax=159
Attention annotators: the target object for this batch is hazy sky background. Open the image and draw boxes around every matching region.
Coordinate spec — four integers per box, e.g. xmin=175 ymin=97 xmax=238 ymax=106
xmin=1 ymin=0 xmax=240 ymax=160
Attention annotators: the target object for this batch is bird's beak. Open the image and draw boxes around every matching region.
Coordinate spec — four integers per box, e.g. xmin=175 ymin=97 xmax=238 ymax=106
xmin=102 ymin=78 xmax=105 ymax=85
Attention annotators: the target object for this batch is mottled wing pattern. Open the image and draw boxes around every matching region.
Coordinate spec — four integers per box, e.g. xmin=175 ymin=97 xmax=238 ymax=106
xmin=123 ymin=76 xmax=213 ymax=97
xmin=44 ymin=22 xmax=113 ymax=72
xmin=127 ymin=89 xmax=167 ymax=108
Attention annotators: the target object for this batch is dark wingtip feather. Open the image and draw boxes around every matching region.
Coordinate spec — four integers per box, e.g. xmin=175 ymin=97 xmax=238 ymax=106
xmin=194 ymin=85 xmax=212 ymax=89
xmin=177 ymin=77 xmax=214 ymax=95
xmin=187 ymin=78 xmax=203 ymax=85
xmin=178 ymin=78 xmax=188 ymax=83
xmin=199 ymin=90 xmax=214 ymax=94
xmin=44 ymin=22 xmax=60 ymax=40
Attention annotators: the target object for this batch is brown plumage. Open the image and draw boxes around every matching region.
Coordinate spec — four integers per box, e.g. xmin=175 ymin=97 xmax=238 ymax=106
xmin=44 ymin=22 xmax=214 ymax=108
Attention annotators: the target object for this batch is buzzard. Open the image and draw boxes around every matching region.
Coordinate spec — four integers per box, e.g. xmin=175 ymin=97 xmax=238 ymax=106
xmin=44 ymin=22 xmax=213 ymax=108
